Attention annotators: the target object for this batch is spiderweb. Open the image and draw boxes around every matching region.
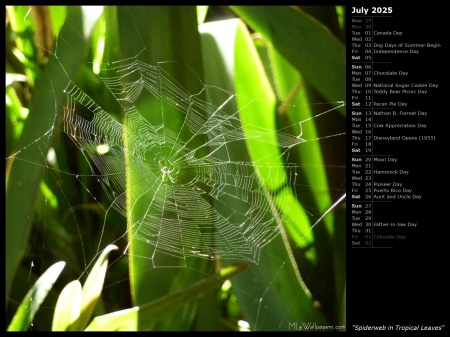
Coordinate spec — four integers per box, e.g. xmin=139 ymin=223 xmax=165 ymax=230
xmin=6 ymin=6 xmax=346 ymax=331
xmin=60 ymin=53 xmax=323 ymax=266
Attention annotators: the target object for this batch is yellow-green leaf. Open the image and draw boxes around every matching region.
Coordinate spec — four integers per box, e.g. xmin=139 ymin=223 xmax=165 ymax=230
xmin=69 ymin=244 xmax=118 ymax=330
xmin=52 ymin=280 xmax=82 ymax=331
xmin=8 ymin=261 xmax=66 ymax=331
xmin=85 ymin=262 xmax=247 ymax=331
xmin=231 ymin=6 xmax=346 ymax=108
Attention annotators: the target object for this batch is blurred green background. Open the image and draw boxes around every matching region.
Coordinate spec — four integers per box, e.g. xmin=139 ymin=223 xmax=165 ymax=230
xmin=6 ymin=6 xmax=346 ymax=331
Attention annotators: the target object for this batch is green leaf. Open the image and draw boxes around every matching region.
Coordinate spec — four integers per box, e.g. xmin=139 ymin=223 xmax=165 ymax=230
xmin=6 ymin=6 xmax=31 ymax=33
xmin=48 ymin=6 xmax=68 ymax=37
xmin=85 ymin=262 xmax=248 ymax=331
xmin=52 ymin=280 xmax=82 ymax=331
xmin=199 ymin=18 xmax=328 ymax=331
xmin=114 ymin=6 xmax=212 ymax=331
xmin=230 ymin=6 xmax=346 ymax=108
xmin=69 ymin=244 xmax=118 ymax=331
xmin=6 ymin=6 xmax=95 ymax=304
xmin=8 ymin=261 xmax=66 ymax=331
xmin=269 ymin=43 xmax=335 ymax=236
xmin=196 ymin=6 xmax=209 ymax=25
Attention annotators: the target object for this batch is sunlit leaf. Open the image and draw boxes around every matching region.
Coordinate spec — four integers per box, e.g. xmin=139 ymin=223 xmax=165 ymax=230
xmin=199 ymin=18 xmax=328 ymax=331
xmin=6 ymin=5 xmax=92 ymax=306
xmin=230 ymin=6 xmax=346 ymax=108
xmin=69 ymin=245 xmax=118 ymax=331
xmin=8 ymin=261 xmax=66 ymax=331
xmin=52 ymin=280 xmax=82 ymax=331
xmin=85 ymin=262 xmax=247 ymax=331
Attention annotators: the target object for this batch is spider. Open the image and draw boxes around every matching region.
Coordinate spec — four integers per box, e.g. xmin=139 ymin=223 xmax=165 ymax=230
xmin=161 ymin=165 xmax=176 ymax=183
